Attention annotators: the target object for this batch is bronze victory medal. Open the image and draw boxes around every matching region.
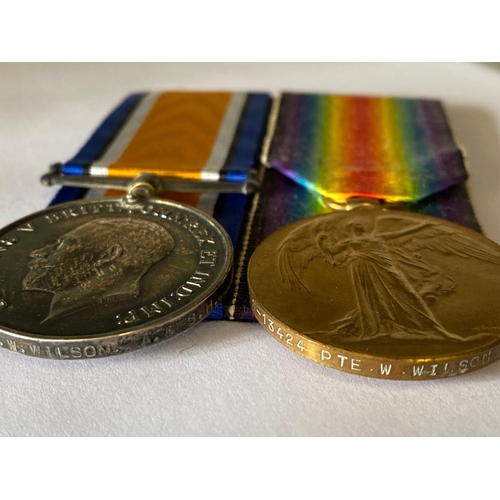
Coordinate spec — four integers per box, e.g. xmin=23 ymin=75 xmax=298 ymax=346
xmin=0 ymin=197 xmax=232 ymax=359
xmin=248 ymin=206 xmax=500 ymax=380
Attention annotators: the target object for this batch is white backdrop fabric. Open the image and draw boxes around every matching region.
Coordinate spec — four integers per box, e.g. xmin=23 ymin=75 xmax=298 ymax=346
xmin=1 ymin=62 xmax=500 ymax=436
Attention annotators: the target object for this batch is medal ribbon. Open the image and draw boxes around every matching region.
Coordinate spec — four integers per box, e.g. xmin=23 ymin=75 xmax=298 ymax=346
xmin=228 ymin=92 xmax=479 ymax=320
xmin=54 ymin=91 xmax=270 ymax=245
xmin=49 ymin=91 xmax=477 ymax=322
xmin=52 ymin=91 xmax=272 ymax=319
xmin=266 ymin=93 xmax=468 ymax=204
xmin=62 ymin=91 xmax=270 ymax=184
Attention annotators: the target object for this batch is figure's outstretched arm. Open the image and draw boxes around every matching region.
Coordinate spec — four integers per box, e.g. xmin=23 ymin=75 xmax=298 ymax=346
xmin=380 ymin=220 xmax=433 ymax=240
xmin=316 ymin=234 xmax=350 ymax=264
xmin=317 ymin=234 xmax=349 ymax=254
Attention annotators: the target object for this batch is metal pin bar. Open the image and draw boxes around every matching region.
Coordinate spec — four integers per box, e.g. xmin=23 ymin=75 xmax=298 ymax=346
xmin=41 ymin=165 xmax=260 ymax=195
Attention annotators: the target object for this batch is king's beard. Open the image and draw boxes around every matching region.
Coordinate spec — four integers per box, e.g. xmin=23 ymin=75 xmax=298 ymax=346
xmin=23 ymin=254 xmax=105 ymax=294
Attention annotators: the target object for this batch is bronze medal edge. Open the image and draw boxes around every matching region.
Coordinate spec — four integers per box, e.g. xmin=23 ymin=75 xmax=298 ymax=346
xmin=249 ymin=288 xmax=500 ymax=381
xmin=247 ymin=209 xmax=500 ymax=380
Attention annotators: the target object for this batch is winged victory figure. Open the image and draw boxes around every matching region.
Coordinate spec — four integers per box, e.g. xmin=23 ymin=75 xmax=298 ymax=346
xmin=278 ymin=209 xmax=500 ymax=342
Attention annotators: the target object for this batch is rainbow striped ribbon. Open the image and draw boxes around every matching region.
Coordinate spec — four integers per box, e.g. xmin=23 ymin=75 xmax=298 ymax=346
xmin=62 ymin=91 xmax=270 ymax=184
xmin=49 ymin=91 xmax=475 ymax=321
xmin=266 ymin=93 xmax=468 ymax=204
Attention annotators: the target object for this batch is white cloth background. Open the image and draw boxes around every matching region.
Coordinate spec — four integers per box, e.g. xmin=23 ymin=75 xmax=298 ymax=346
xmin=1 ymin=62 xmax=500 ymax=436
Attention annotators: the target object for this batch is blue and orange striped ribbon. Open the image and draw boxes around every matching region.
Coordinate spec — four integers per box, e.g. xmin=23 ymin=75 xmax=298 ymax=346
xmin=51 ymin=91 xmax=271 ymax=319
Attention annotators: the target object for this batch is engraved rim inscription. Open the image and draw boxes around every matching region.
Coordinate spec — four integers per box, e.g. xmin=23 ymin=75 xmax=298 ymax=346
xmin=248 ymin=207 xmax=500 ymax=379
xmin=0 ymin=198 xmax=233 ymax=359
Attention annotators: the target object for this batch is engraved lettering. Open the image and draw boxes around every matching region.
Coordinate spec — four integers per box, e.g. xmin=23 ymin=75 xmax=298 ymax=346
xmin=6 ymin=339 xmax=17 ymax=351
xmin=63 ymin=208 xmax=81 ymax=218
xmin=159 ymin=298 xmax=173 ymax=308
xmin=70 ymin=347 xmax=82 ymax=358
xmin=192 ymin=226 xmax=208 ymax=236
xmin=0 ymin=237 xmax=17 ymax=252
xmin=470 ymin=356 xmax=480 ymax=368
xmin=188 ymin=313 xmax=197 ymax=325
xmin=140 ymin=302 xmax=165 ymax=318
xmin=122 ymin=310 xmax=140 ymax=324
xmin=202 ymin=237 xmax=216 ymax=245
xmin=29 ymin=344 xmax=41 ymax=356
xmin=199 ymin=249 xmax=218 ymax=267
xmin=205 ymin=299 xmax=214 ymax=315
xmin=141 ymin=205 xmax=155 ymax=215
xmin=430 ymin=364 xmax=438 ymax=376
xmin=185 ymin=270 xmax=211 ymax=288
xmin=175 ymin=271 xmax=211 ymax=298
xmin=55 ymin=347 xmax=69 ymax=359
xmin=459 ymin=359 xmax=469 ymax=371
xmin=104 ymin=203 xmax=117 ymax=213
xmin=45 ymin=213 xmax=61 ymax=224
xmin=483 ymin=351 xmax=492 ymax=364
xmin=42 ymin=204 xmax=122 ymax=224
xmin=412 ymin=365 xmax=425 ymax=377
xmin=350 ymin=359 xmax=361 ymax=371
xmin=185 ymin=281 xmax=202 ymax=288
xmin=380 ymin=363 xmax=392 ymax=376
xmin=321 ymin=350 xmax=332 ymax=361
xmin=158 ymin=209 xmax=194 ymax=226
xmin=157 ymin=208 xmax=175 ymax=219
xmin=83 ymin=346 xmax=97 ymax=357
xmin=97 ymin=344 xmax=111 ymax=356
xmin=0 ymin=237 xmax=16 ymax=245
xmin=17 ymin=223 xmax=34 ymax=232
xmin=174 ymin=213 xmax=191 ymax=226
xmin=176 ymin=285 xmax=194 ymax=297
xmin=192 ymin=227 xmax=209 ymax=242
xmin=337 ymin=354 xmax=348 ymax=367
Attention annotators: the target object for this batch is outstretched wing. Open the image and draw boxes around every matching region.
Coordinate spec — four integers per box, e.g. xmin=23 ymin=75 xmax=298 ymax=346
xmin=278 ymin=213 xmax=350 ymax=292
xmin=375 ymin=214 xmax=500 ymax=265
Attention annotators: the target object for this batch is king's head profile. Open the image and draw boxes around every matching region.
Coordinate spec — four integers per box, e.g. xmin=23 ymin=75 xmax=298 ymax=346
xmin=22 ymin=217 xmax=174 ymax=321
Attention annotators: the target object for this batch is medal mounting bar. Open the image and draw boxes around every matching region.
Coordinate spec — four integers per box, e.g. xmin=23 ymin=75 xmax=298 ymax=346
xmin=41 ymin=163 xmax=260 ymax=195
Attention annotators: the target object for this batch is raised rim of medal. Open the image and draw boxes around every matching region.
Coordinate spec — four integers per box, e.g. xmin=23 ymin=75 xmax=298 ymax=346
xmin=248 ymin=288 xmax=500 ymax=380
xmin=247 ymin=211 xmax=500 ymax=369
xmin=0 ymin=197 xmax=233 ymax=343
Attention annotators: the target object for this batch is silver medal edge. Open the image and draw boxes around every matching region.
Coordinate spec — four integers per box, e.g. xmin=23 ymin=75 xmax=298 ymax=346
xmin=0 ymin=197 xmax=233 ymax=360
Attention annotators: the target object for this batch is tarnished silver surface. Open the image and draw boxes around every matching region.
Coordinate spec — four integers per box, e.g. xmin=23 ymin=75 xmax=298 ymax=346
xmin=0 ymin=195 xmax=232 ymax=359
